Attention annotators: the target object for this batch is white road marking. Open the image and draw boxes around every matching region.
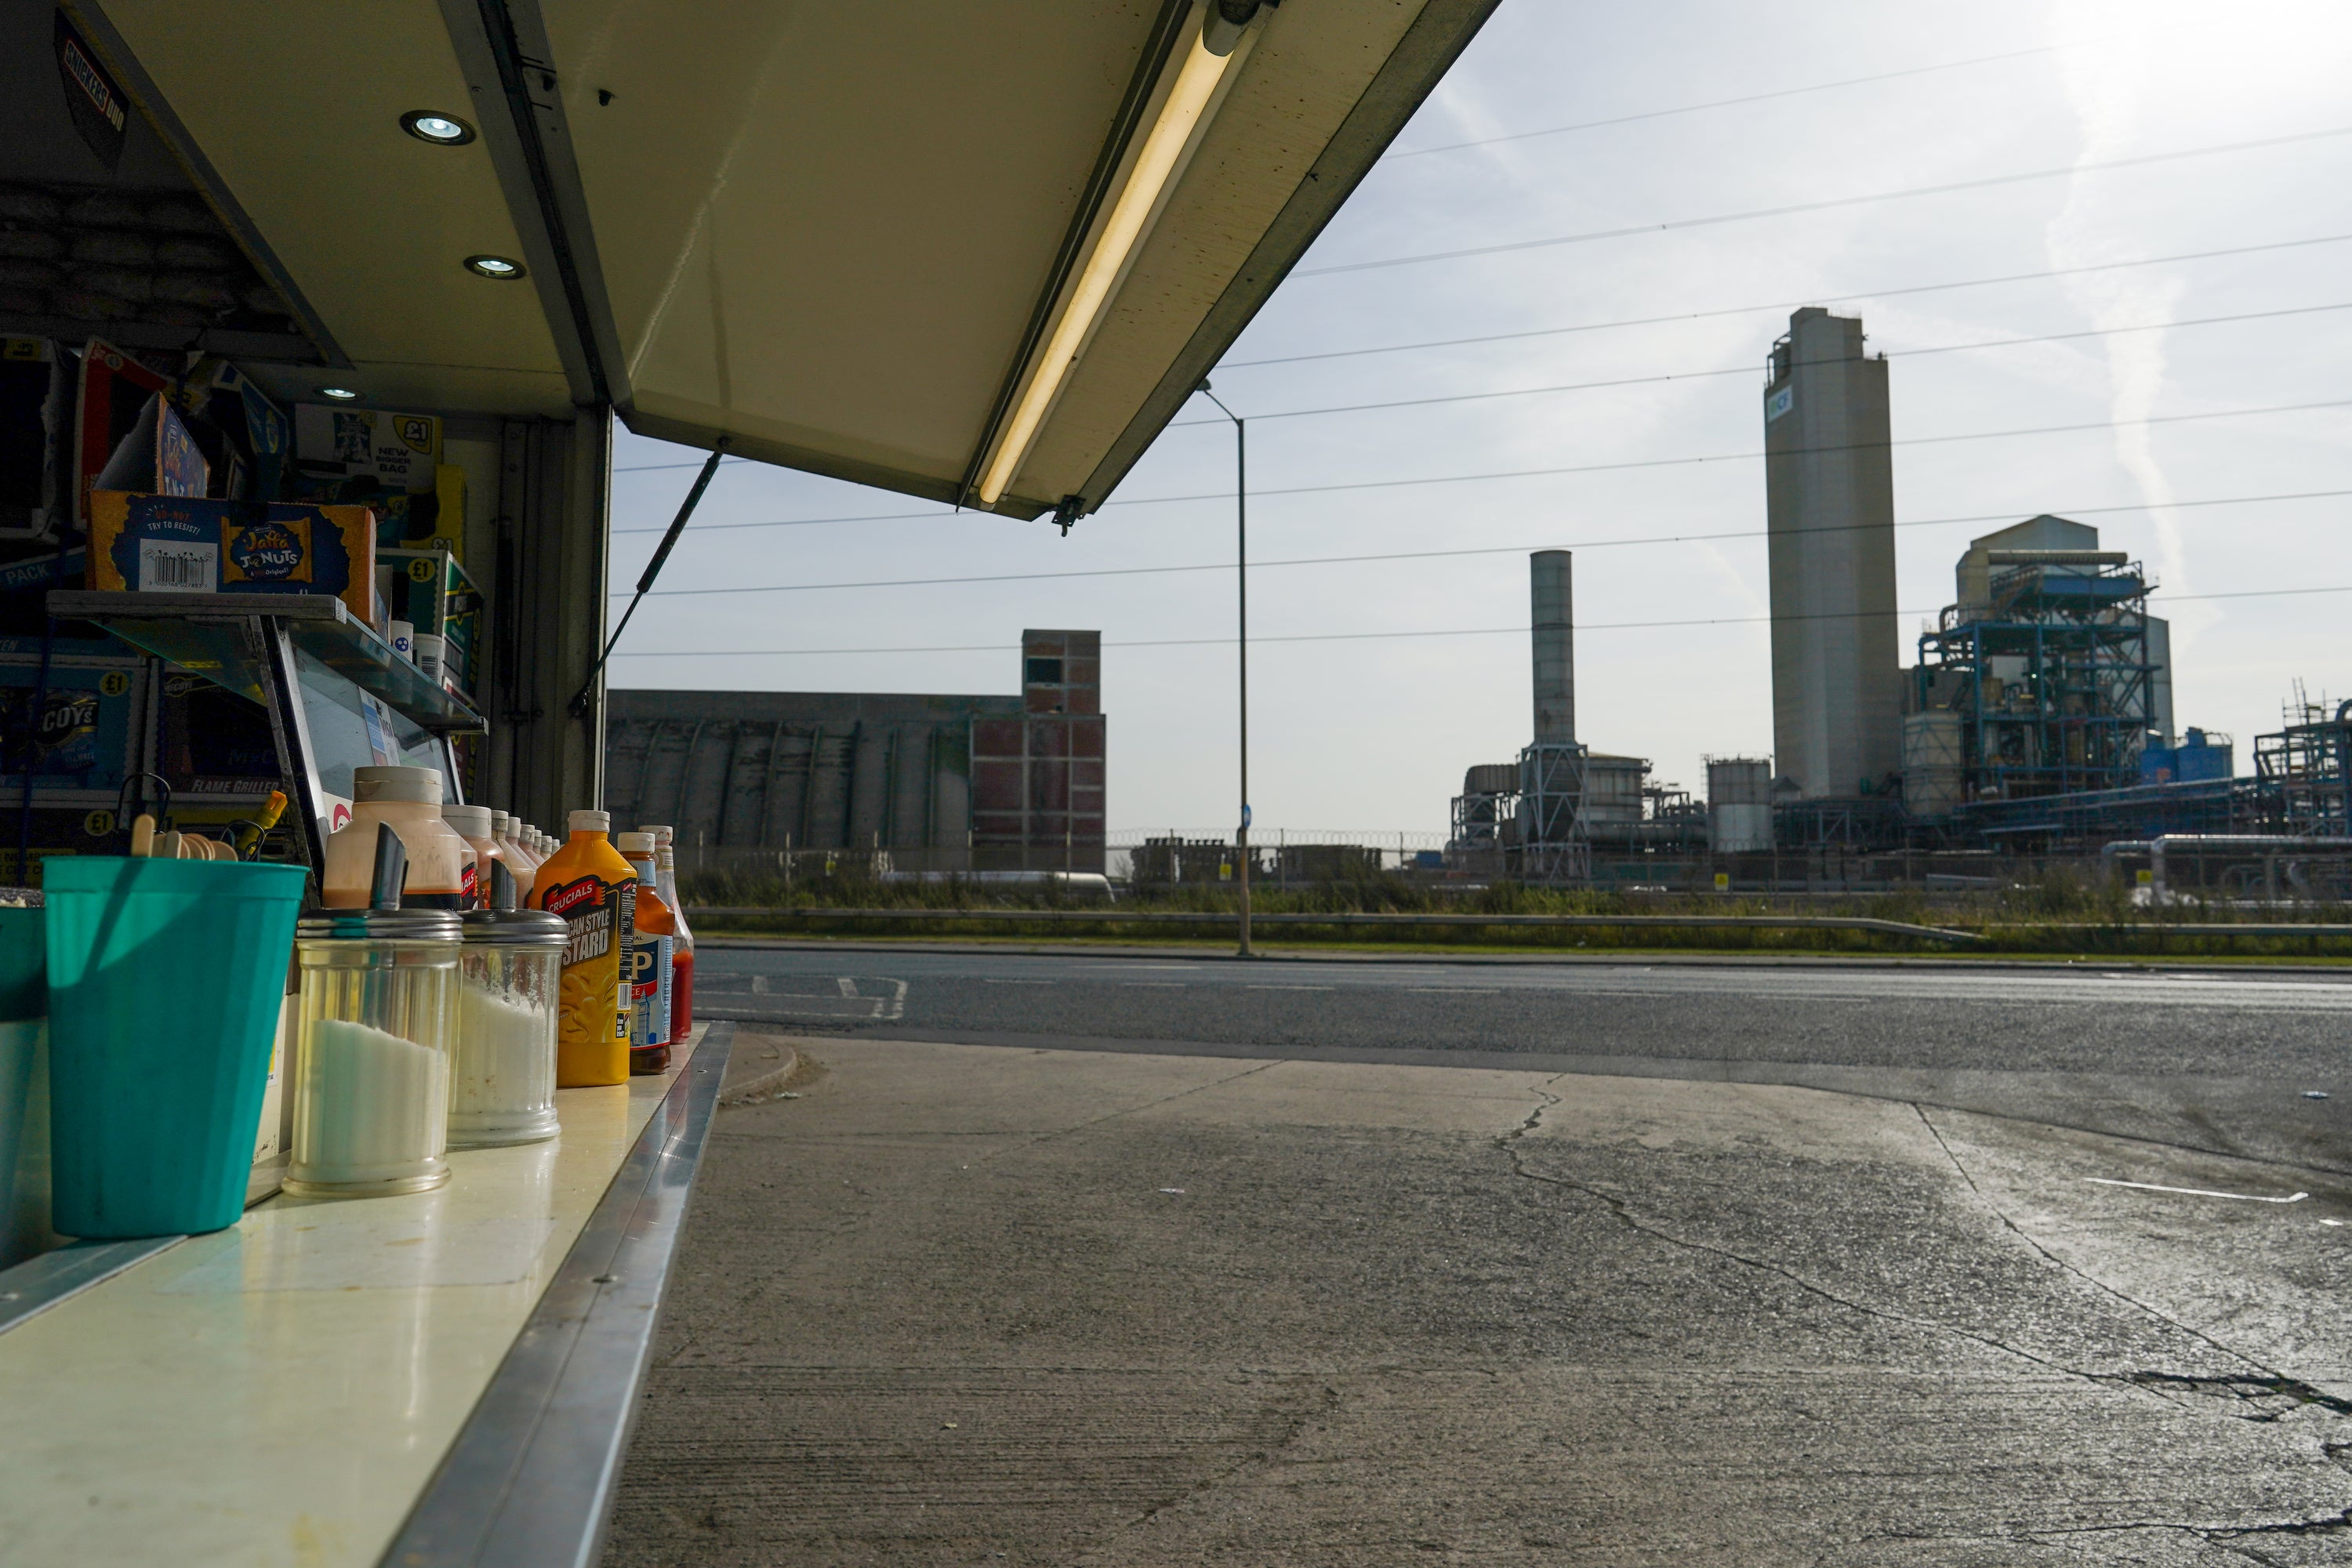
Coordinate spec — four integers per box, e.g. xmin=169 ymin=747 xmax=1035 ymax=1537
xmin=1406 ymin=987 xmax=1503 ymax=994
xmin=1119 ymin=982 xmax=1185 ymax=988
xmin=1246 ymin=985 xmax=1334 ymax=992
xmin=2086 ymin=1178 xmax=2310 ymax=1203
xmin=742 ymin=975 xmax=907 ymax=1020
xmin=1331 ymin=971 xmax=2352 ymax=1012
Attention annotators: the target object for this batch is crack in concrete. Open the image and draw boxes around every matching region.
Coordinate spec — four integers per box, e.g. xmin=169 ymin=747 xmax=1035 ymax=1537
xmin=1071 ymin=1377 xmax=1343 ymax=1563
xmin=1487 ymin=1091 xmax=2348 ymax=1422
xmin=1503 ymin=1078 xmax=1564 ymax=1142
xmin=2129 ymin=1371 xmax=2352 ymax=1421
xmin=980 ymin=1058 xmax=1287 ymax=1168
xmin=2216 ymin=1504 xmax=2352 ymax=1538
xmin=1497 ymin=1104 xmax=2352 ymax=1556
xmin=1913 ymin=1103 xmax=2352 ymax=1459
xmin=1860 ymin=1520 xmax=2282 ymax=1565
xmin=1913 ymin=1104 xmax=2277 ymax=1378
xmin=2001 ymin=1507 xmax=2352 ymax=1565
xmin=1491 ymin=1131 xmax=2109 ymax=1385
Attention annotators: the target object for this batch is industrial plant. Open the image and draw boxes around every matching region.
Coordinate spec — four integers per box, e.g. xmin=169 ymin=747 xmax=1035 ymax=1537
xmin=604 ymin=303 xmax=2345 ymax=895
xmin=1440 ymin=307 xmax=2351 ymax=886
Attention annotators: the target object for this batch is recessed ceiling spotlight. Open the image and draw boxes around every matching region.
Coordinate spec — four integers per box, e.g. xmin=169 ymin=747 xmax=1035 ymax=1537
xmin=464 ymin=254 xmax=525 ymax=280
xmin=317 ymin=387 xmax=361 ymax=401
xmin=401 ymin=111 xmax=475 ymax=146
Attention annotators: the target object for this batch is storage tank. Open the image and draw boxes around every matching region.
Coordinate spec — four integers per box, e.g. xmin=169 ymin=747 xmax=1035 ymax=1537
xmin=1578 ymin=753 xmax=1646 ymax=841
xmin=1900 ymin=712 xmax=1964 ymax=817
xmin=1706 ymin=757 xmax=1772 ymax=853
xmin=1463 ymin=763 xmax=1518 ymax=797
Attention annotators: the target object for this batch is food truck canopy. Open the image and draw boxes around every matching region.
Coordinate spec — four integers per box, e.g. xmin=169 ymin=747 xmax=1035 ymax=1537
xmin=40 ymin=0 xmax=1497 ymax=519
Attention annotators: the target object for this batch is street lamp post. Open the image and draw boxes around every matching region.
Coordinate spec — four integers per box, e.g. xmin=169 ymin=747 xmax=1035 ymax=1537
xmin=1197 ymin=380 xmax=1250 ymax=958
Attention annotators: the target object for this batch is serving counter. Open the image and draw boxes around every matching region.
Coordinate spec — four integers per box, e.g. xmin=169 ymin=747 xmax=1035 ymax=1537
xmin=0 ymin=1020 xmax=733 ymax=1566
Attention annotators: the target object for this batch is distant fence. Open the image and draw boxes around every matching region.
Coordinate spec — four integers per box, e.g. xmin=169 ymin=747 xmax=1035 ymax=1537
xmin=685 ymin=906 xmax=1990 ymax=946
xmin=684 ymin=906 xmax=2352 ymax=955
xmin=673 ymin=832 xmax=1450 ymax=886
xmin=673 ymin=845 xmax=1106 ymax=880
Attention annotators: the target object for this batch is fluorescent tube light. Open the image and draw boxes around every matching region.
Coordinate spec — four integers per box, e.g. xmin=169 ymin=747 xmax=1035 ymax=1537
xmin=977 ymin=16 xmax=1243 ymax=506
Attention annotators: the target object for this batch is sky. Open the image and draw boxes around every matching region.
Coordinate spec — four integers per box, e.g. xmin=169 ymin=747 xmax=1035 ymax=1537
xmin=603 ymin=0 xmax=2352 ymax=846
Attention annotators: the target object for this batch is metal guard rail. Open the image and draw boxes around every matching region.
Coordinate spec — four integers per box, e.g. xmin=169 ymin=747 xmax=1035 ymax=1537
xmin=688 ymin=906 xmax=1989 ymax=945
xmin=1984 ymin=923 xmax=2352 ymax=938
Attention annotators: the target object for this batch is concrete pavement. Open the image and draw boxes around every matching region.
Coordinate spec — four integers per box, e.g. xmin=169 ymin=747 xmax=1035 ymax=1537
xmin=604 ymin=1036 xmax=2352 ymax=1566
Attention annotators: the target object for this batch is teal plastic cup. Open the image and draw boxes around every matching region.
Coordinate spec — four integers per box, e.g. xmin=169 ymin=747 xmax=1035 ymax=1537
xmin=45 ymin=858 xmax=307 ymax=1237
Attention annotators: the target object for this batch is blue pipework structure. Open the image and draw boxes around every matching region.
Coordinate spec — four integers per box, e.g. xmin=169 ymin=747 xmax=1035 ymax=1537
xmin=1913 ymin=556 xmax=2158 ymax=807
xmin=2256 ymin=697 xmax=2352 ymax=838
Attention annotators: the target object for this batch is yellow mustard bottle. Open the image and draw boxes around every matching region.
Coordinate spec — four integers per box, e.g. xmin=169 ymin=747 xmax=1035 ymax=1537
xmin=529 ymin=808 xmax=637 ymax=1087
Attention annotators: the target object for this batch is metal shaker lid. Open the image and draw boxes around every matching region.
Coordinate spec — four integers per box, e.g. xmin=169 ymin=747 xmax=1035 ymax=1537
xmin=299 ymin=909 xmax=465 ymax=942
xmin=459 ymin=906 xmax=566 ymax=946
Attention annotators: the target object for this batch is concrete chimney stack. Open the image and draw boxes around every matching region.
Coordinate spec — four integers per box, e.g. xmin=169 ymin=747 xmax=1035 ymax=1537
xmin=1530 ymin=550 xmax=1574 ymax=746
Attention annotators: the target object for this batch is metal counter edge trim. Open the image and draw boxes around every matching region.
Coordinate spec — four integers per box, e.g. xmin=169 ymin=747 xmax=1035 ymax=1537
xmin=0 ymin=1236 xmax=186 ymax=1337
xmin=376 ymin=1020 xmax=739 ymax=1568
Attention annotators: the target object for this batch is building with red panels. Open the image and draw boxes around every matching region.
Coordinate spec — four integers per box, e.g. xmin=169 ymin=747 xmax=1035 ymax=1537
xmin=971 ymin=631 xmax=1105 ymax=872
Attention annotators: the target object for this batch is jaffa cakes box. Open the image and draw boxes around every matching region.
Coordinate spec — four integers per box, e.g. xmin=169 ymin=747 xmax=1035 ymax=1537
xmin=85 ymin=491 xmax=376 ymax=622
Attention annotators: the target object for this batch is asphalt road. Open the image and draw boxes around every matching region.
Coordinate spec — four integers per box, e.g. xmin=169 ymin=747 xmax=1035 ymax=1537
xmin=691 ymin=943 xmax=2352 ymax=1173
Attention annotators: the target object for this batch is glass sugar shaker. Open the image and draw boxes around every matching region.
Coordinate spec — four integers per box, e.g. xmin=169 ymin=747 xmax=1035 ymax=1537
xmin=286 ymin=905 xmax=462 ymax=1197
xmin=451 ymin=860 xmax=565 ymax=1147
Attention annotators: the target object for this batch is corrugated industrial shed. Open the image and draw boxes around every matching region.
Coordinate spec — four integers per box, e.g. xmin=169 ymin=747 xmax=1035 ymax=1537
xmin=605 ymin=630 xmax=1104 ymax=870
xmin=605 ymin=688 xmax=1004 ymax=856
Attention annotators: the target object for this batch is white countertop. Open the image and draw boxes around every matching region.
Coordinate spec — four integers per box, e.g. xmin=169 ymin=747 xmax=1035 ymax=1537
xmin=0 ymin=1026 xmax=707 ymax=1567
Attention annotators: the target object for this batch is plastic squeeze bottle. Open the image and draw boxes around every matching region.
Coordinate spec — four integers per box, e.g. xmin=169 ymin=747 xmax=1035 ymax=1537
xmin=617 ymin=832 xmax=674 ymax=1076
xmin=441 ymin=804 xmax=501 ymax=908
xmin=492 ymin=811 xmax=541 ymax=901
xmin=321 ymin=766 xmax=476 ymax=909
xmin=529 ymin=809 xmax=637 ymax=1087
xmin=645 ymin=825 xmax=694 ymax=1041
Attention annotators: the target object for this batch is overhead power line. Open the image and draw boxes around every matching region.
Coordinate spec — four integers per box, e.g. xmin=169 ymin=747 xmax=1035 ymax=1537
xmin=978 ymin=397 xmax=2352 ymax=517
xmin=610 ymin=397 xmax=2352 ymax=544
xmin=614 ymin=503 xmax=960 ymax=536
xmin=1101 ymin=395 xmax=2352 ymax=510
xmin=1382 ymin=41 xmax=2074 ymax=160
xmin=614 ymin=485 xmax=2352 ymax=601
xmin=611 ymin=232 xmax=2352 ymax=487
xmin=1297 ymin=124 xmax=2352 ymax=278
xmin=608 ymin=232 xmax=2352 ymax=492
xmin=1171 ymin=302 xmax=2352 ymax=428
xmin=608 ymin=583 xmax=2352 ymax=659
xmin=1222 ymin=233 xmax=2352 ymax=369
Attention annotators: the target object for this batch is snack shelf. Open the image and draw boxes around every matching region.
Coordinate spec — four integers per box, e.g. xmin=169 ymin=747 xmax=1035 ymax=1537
xmin=48 ymin=590 xmax=486 ymax=734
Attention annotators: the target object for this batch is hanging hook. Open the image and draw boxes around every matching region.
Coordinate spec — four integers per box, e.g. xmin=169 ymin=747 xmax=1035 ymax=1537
xmin=116 ymin=771 xmax=173 ymax=855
